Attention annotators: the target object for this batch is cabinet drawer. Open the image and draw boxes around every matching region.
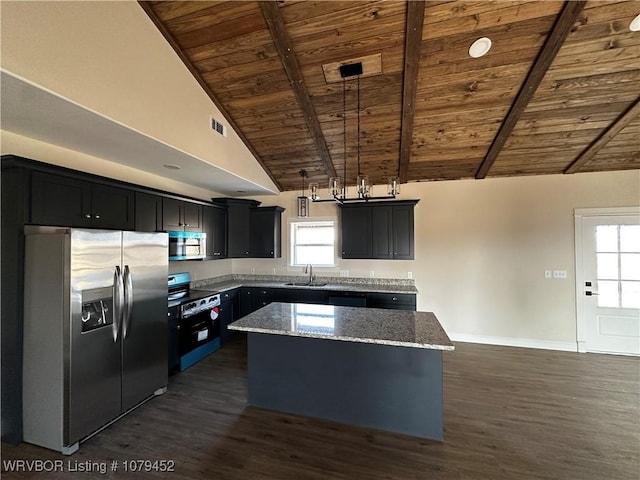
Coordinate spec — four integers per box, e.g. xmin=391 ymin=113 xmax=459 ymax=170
xmin=367 ymin=293 xmax=416 ymax=310
xmin=220 ymin=289 xmax=238 ymax=302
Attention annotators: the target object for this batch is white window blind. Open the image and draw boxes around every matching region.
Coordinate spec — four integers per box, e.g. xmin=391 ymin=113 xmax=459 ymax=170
xmin=290 ymin=220 xmax=336 ymax=266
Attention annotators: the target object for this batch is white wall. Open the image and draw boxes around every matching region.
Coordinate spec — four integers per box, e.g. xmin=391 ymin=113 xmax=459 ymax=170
xmin=0 ymin=0 xmax=276 ymax=192
xmin=1 ymin=131 xmax=222 ymax=200
xmin=230 ymin=170 xmax=639 ymax=351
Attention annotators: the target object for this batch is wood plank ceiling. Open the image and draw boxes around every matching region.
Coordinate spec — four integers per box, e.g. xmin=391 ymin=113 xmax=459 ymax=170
xmin=140 ymin=1 xmax=640 ymax=192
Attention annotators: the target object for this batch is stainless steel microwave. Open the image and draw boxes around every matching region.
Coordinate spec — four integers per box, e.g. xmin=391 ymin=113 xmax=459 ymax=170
xmin=168 ymin=231 xmax=206 ymax=261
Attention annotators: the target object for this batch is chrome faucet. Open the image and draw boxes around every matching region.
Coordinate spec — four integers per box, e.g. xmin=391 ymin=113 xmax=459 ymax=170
xmin=304 ymin=264 xmax=314 ymax=285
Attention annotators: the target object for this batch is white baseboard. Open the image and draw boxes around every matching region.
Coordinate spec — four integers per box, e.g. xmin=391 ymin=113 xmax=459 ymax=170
xmin=449 ymin=333 xmax=578 ymax=352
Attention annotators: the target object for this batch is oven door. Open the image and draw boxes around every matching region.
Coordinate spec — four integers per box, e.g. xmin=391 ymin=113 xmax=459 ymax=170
xmin=179 ymin=307 xmax=219 ymax=355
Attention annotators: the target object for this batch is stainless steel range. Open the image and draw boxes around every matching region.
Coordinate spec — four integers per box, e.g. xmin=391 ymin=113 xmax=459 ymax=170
xmin=168 ymin=273 xmax=221 ymax=371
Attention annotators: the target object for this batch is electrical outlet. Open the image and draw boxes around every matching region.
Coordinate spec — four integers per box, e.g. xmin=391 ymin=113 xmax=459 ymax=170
xmin=553 ymin=270 xmax=567 ymax=279
xmin=545 ymin=270 xmax=552 ymax=279
xmin=251 ymin=267 xmax=255 ymax=274
xmin=407 ymin=271 xmax=413 ymax=279
xmin=340 ymin=270 xmax=349 ymax=277
xmin=272 ymin=268 xmax=276 ymax=275
xmin=370 ymin=270 xmax=375 ymax=277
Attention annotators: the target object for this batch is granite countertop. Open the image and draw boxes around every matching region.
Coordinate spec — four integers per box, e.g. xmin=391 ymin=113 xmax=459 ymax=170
xmin=228 ymin=302 xmax=454 ymax=351
xmin=193 ymin=275 xmax=418 ymax=295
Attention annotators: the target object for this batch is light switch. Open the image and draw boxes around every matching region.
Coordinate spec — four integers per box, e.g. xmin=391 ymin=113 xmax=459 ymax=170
xmin=545 ymin=270 xmax=552 ymax=278
xmin=553 ymin=270 xmax=567 ymax=279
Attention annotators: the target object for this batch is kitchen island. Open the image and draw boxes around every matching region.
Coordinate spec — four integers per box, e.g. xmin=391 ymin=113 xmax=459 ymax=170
xmin=228 ymin=302 xmax=454 ymax=440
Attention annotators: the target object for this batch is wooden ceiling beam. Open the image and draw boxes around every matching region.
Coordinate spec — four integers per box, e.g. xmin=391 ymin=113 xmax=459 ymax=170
xmin=137 ymin=1 xmax=283 ymax=191
xmin=259 ymin=0 xmax=337 ymax=180
xmin=564 ymin=96 xmax=640 ymax=174
xmin=398 ymin=0 xmax=426 ymax=184
xmin=474 ymin=0 xmax=587 ymax=179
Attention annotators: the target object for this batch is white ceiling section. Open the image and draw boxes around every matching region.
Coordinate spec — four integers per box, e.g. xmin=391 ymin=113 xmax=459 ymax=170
xmin=0 ymin=0 xmax=279 ymax=197
xmin=0 ymin=70 xmax=274 ymax=197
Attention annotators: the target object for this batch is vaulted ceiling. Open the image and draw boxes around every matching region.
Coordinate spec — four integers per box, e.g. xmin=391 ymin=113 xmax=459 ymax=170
xmin=140 ymin=0 xmax=640 ymax=192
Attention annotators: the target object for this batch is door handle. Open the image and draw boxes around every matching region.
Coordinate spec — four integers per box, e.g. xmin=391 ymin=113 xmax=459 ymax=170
xmin=123 ymin=265 xmax=133 ymax=339
xmin=585 ymin=291 xmax=599 ymax=296
xmin=113 ymin=266 xmax=124 ymax=342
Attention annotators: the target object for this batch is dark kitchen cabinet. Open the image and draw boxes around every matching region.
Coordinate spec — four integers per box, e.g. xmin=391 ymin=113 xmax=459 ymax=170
xmin=340 ymin=200 xmax=418 ymax=260
xmin=213 ymin=199 xmax=260 ymax=258
xmin=162 ymin=198 xmax=202 ymax=232
xmin=134 ymin=192 xmax=163 ymax=232
xmin=31 ymin=171 xmax=134 ymax=230
xmin=203 ymin=205 xmax=227 ymax=259
xmin=239 ymin=288 xmax=254 ymax=318
xmin=390 ymin=204 xmax=415 ymax=260
xmin=275 ymin=287 xmax=328 ymax=305
xmin=252 ymin=287 xmax=274 ymax=311
xmin=340 ymin=204 xmax=372 ymax=258
xmin=367 ymin=292 xmax=416 ymax=311
xmin=239 ymin=287 xmax=275 ymax=317
xmin=371 ymin=206 xmax=393 ymax=259
xmin=167 ymin=306 xmax=180 ymax=373
xmin=219 ymin=288 xmax=239 ymax=343
xmin=250 ymin=206 xmax=284 ymax=258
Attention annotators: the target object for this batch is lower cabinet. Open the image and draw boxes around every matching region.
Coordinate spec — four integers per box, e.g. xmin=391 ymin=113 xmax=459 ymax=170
xmin=168 ymin=306 xmax=180 ymax=373
xmin=219 ymin=288 xmax=239 ymax=343
xmin=275 ymin=288 xmax=328 ymax=305
xmin=235 ymin=286 xmax=417 ymax=322
xmin=367 ymin=292 xmax=417 ymax=311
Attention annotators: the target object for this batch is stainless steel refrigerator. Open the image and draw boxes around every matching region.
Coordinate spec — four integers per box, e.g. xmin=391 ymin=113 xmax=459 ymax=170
xmin=22 ymin=228 xmax=168 ymax=454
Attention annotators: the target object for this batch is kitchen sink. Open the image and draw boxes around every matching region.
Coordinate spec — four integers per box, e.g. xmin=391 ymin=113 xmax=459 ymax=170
xmin=284 ymin=282 xmax=328 ymax=287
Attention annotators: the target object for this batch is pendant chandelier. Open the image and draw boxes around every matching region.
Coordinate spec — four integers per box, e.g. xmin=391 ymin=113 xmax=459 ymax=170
xmin=310 ymin=61 xmax=400 ymax=204
xmin=297 ymin=169 xmax=310 ymax=217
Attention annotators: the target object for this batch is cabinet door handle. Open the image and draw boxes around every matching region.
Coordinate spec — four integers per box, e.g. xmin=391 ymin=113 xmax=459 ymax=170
xmin=185 ymin=224 xmax=190 ymax=227
xmin=392 ymin=297 xmax=397 ymax=301
xmin=95 ymin=214 xmax=101 ymax=219
xmin=85 ymin=214 xmax=92 ymax=219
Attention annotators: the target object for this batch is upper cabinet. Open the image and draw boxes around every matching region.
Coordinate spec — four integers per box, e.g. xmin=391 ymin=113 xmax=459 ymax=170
xmin=134 ymin=192 xmax=163 ymax=232
xmin=340 ymin=200 xmax=418 ymax=260
xmin=31 ymin=171 xmax=134 ymax=230
xmin=250 ymin=206 xmax=284 ymax=258
xmin=212 ymin=199 xmax=284 ymax=259
xmin=202 ymin=205 xmax=227 ymax=259
xmin=162 ymin=198 xmax=202 ymax=232
xmin=212 ymin=198 xmax=259 ymax=258
xmin=341 ymin=205 xmax=372 ymax=259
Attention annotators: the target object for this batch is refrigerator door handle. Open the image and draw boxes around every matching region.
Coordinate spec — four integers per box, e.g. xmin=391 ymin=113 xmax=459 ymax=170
xmin=113 ymin=266 xmax=124 ymax=342
xmin=123 ymin=265 xmax=133 ymax=339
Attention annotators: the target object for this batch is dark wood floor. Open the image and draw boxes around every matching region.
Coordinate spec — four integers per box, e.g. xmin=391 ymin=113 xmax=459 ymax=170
xmin=2 ymin=335 xmax=639 ymax=479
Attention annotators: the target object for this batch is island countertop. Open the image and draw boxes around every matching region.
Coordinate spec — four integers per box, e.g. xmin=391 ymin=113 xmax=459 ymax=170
xmin=228 ymin=302 xmax=454 ymax=351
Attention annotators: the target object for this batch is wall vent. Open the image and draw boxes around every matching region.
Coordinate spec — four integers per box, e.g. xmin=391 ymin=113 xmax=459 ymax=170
xmin=210 ymin=117 xmax=227 ymax=137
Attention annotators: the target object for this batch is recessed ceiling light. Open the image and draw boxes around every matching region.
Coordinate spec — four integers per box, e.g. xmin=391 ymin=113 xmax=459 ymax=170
xmin=469 ymin=37 xmax=492 ymax=58
xmin=163 ymin=164 xmax=181 ymax=170
xmin=630 ymin=13 xmax=640 ymax=31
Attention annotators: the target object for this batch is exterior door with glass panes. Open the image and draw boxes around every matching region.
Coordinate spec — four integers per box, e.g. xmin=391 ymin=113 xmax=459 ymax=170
xmin=578 ymin=212 xmax=640 ymax=355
